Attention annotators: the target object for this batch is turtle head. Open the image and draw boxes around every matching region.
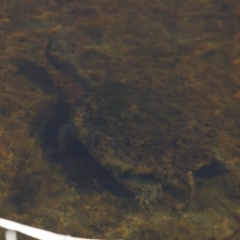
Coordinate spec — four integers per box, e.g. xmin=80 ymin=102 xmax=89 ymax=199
xmin=45 ymin=40 xmax=96 ymax=90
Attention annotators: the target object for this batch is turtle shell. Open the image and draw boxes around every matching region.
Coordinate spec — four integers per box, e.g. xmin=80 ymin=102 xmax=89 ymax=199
xmin=45 ymin=40 xmax=224 ymax=209
xmin=71 ymin=82 xmax=217 ymax=184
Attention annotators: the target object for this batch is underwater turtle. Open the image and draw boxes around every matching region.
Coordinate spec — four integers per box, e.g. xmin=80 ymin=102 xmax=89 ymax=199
xmin=45 ymin=40 xmax=223 ymax=210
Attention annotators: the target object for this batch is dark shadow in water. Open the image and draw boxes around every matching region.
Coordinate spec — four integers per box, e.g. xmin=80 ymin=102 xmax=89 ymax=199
xmin=30 ymin=99 xmax=70 ymax=150
xmin=46 ymin=139 xmax=133 ymax=199
xmin=12 ymin=58 xmax=58 ymax=95
xmin=12 ymin=57 xmax=71 ymax=149
xmin=194 ymin=165 xmax=222 ymax=178
xmin=12 ymin=58 xmax=132 ymax=201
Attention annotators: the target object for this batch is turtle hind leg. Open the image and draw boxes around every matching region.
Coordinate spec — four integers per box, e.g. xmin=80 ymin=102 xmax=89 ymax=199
xmin=117 ymin=173 xmax=163 ymax=211
xmin=135 ymin=185 xmax=163 ymax=211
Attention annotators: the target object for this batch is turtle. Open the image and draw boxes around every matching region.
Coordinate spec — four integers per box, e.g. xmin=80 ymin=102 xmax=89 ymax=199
xmin=45 ymin=40 xmax=225 ymax=210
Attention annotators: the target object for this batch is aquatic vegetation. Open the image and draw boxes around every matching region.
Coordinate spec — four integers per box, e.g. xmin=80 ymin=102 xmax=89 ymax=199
xmin=216 ymin=197 xmax=240 ymax=240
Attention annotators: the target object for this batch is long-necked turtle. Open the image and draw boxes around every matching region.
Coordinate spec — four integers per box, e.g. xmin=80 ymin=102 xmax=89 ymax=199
xmin=45 ymin=40 xmax=224 ymax=210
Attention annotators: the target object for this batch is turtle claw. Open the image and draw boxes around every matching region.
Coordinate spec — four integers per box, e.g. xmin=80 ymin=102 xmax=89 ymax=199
xmin=135 ymin=185 xmax=162 ymax=211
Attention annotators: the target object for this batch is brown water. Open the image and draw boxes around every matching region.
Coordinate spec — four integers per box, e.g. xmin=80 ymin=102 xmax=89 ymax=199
xmin=0 ymin=0 xmax=240 ymax=239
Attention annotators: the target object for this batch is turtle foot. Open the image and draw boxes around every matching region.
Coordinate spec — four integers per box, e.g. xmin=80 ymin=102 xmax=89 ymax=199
xmin=57 ymin=123 xmax=77 ymax=154
xmin=135 ymin=185 xmax=162 ymax=211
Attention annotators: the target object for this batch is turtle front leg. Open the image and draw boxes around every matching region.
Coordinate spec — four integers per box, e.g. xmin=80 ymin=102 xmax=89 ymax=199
xmin=117 ymin=174 xmax=163 ymax=211
xmin=135 ymin=185 xmax=163 ymax=211
xmin=56 ymin=123 xmax=77 ymax=154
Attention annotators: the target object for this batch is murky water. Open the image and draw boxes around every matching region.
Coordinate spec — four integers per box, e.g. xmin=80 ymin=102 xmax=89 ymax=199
xmin=0 ymin=0 xmax=240 ymax=239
